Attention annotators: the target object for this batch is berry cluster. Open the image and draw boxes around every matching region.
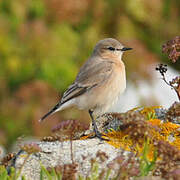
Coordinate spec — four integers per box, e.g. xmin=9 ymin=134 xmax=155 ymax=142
xmin=155 ymin=64 xmax=168 ymax=76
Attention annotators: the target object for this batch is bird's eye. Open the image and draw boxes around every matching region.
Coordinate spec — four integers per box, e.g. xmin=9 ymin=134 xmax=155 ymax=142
xmin=107 ymin=47 xmax=115 ymax=51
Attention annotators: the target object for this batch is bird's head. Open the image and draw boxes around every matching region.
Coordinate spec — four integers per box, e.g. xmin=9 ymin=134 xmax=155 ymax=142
xmin=93 ymin=38 xmax=132 ymax=60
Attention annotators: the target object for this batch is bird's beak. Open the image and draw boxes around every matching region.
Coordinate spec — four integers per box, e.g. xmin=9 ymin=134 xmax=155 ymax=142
xmin=121 ymin=47 xmax=133 ymax=51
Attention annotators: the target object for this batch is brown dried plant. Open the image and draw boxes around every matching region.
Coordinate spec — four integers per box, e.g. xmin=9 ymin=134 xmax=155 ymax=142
xmin=51 ymin=119 xmax=89 ymax=139
xmin=42 ymin=134 xmax=62 ymax=142
xmin=47 ymin=163 xmax=78 ymax=180
xmin=107 ymin=153 xmax=140 ymax=179
xmin=153 ymin=140 xmax=180 ymax=178
xmin=96 ymin=151 xmax=109 ymax=163
xmin=51 ymin=119 xmax=88 ymax=162
xmin=156 ymin=64 xmax=180 ymax=101
xmin=20 ymin=143 xmax=42 ymax=155
xmin=166 ymin=101 xmax=180 ymax=124
xmin=162 ymin=36 xmax=180 ymax=63
xmin=155 ymin=36 xmax=180 ymax=101
xmin=0 ymin=153 xmax=15 ymax=167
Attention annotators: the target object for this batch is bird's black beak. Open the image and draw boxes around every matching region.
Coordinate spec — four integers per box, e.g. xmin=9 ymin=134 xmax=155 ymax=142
xmin=121 ymin=47 xmax=133 ymax=51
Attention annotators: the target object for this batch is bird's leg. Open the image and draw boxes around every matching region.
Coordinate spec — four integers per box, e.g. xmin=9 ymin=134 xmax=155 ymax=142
xmin=88 ymin=110 xmax=105 ymax=140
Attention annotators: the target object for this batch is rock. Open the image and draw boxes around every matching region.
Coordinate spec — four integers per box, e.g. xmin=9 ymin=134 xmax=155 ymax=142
xmin=0 ymin=145 xmax=6 ymax=160
xmin=13 ymin=107 xmax=178 ymax=179
xmin=15 ymin=139 xmax=127 ymax=179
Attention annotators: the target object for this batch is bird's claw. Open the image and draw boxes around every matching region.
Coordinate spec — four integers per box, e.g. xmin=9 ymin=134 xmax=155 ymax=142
xmin=89 ymin=132 xmax=109 ymax=141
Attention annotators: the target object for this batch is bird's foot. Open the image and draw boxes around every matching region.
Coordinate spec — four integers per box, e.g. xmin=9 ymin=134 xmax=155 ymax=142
xmin=89 ymin=131 xmax=109 ymax=141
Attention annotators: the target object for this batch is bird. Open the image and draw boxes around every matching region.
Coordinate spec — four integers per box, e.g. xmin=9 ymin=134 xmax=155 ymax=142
xmin=39 ymin=38 xmax=132 ymax=140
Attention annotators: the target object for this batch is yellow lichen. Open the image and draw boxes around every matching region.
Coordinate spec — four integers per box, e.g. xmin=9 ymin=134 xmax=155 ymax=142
xmin=81 ymin=106 xmax=180 ymax=161
xmin=140 ymin=106 xmax=162 ymax=116
xmin=140 ymin=106 xmax=162 ymax=120
xmin=105 ymin=130 xmax=133 ymax=150
xmin=148 ymin=118 xmax=161 ymax=126
xmin=105 ymin=118 xmax=180 ymax=160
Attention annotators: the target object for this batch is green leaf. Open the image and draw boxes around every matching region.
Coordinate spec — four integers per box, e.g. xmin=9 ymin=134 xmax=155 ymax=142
xmin=139 ymin=138 xmax=157 ymax=176
xmin=40 ymin=164 xmax=52 ymax=180
xmin=105 ymin=169 xmax=111 ymax=180
xmin=0 ymin=166 xmax=8 ymax=180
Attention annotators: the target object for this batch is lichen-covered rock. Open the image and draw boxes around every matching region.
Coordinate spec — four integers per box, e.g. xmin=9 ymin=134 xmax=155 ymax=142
xmin=11 ymin=106 xmax=180 ymax=179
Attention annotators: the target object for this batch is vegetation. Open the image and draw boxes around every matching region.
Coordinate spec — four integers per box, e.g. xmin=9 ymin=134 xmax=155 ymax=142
xmin=1 ymin=103 xmax=180 ymax=179
xmin=0 ymin=0 xmax=180 ymax=179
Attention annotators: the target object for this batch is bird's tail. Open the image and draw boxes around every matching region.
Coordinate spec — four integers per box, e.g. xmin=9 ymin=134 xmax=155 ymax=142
xmin=39 ymin=102 xmax=61 ymax=122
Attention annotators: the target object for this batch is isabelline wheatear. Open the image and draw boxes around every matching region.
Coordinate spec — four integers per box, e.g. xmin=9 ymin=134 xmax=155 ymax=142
xmin=39 ymin=38 xmax=132 ymax=139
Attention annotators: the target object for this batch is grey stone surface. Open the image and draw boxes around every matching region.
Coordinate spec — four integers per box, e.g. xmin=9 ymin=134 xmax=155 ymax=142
xmin=15 ymin=139 xmax=124 ymax=179
xmin=0 ymin=145 xmax=6 ymax=160
xmin=155 ymin=108 xmax=167 ymax=120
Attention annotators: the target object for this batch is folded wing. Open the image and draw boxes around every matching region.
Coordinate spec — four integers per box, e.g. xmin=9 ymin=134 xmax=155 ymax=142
xmin=61 ymin=60 xmax=113 ymax=104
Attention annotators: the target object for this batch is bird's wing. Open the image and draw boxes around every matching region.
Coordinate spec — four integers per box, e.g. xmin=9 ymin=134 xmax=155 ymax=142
xmin=61 ymin=60 xmax=113 ymax=104
xmin=39 ymin=60 xmax=113 ymax=122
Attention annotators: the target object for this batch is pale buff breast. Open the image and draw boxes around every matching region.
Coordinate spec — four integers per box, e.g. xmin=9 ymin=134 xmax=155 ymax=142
xmin=75 ymin=61 xmax=126 ymax=115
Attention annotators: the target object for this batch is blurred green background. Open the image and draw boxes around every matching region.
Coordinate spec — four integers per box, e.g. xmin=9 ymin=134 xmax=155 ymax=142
xmin=0 ymin=0 xmax=179 ymax=150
